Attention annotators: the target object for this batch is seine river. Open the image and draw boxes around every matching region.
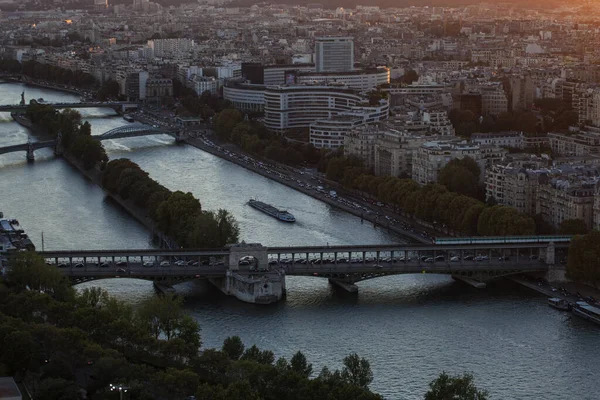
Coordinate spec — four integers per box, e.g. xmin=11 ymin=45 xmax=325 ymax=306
xmin=0 ymin=83 xmax=598 ymax=400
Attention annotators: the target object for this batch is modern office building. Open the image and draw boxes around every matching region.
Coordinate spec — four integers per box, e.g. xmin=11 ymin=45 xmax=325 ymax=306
xmin=264 ymin=83 xmax=388 ymax=133
xmin=314 ymin=36 xmax=354 ymax=73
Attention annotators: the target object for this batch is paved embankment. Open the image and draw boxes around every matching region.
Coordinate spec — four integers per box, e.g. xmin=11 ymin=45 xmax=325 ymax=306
xmin=184 ymin=136 xmax=427 ymax=244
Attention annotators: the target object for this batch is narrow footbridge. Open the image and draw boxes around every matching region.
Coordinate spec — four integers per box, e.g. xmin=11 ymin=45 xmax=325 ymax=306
xmin=0 ymin=124 xmax=179 ymax=157
xmin=37 ymin=236 xmax=569 ymax=286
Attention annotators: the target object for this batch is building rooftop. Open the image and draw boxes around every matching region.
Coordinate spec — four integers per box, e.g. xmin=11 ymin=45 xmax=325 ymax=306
xmin=0 ymin=377 xmax=21 ymax=400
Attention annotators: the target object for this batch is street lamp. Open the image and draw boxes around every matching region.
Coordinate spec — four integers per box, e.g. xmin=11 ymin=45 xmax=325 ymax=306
xmin=109 ymin=383 xmax=129 ymax=400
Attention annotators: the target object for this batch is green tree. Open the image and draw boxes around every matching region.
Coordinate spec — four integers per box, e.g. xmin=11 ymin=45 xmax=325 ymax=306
xmin=7 ymin=251 xmax=67 ymax=294
xmin=341 ymin=353 xmax=373 ymax=389
xmin=290 ymin=351 xmax=313 ymax=378
xmin=424 ymin=372 xmax=488 ymax=400
xmin=438 ymin=157 xmax=483 ymax=200
xmin=567 ymin=231 xmax=600 ymax=288
xmin=214 ymin=109 xmax=243 ymax=139
xmin=222 ymin=336 xmax=245 ymax=360
xmin=36 ymin=378 xmax=83 ymax=400
xmin=558 ymin=219 xmax=588 ymax=235
xmin=137 ymin=294 xmax=201 ymax=349
xmin=401 ymin=69 xmax=419 ymax=84
xmin=1 ymin=330 xmax=34 ymax=375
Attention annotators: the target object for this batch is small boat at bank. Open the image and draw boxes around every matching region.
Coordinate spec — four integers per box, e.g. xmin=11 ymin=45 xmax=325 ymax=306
xmin=572 ymin=301 xmax=600 ymax=326
xmin=548 ymin=297 xmax=570 ymax=311
xmin=248 ymin=199 xmax=295 ymax=222
xmin=123 ymin=114 xmax=135 ymax=122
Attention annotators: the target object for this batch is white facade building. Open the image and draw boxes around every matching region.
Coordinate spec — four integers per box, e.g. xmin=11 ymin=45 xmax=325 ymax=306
xmin=264 ymin=84 xmax=388 ymax=132
xmin=147 ymin=38 xmax=194 ymax=58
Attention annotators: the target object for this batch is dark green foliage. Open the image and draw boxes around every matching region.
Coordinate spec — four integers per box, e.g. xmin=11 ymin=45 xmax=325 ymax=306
xmin=567 ymin=231 xmax=600 ymax=288
xmin=222 ymin=336 xmax=245 ymax=360
xmin=0 ymin=59 xmax=96 ymax=88
xmin=318 ymin=153 xmax=534 ymax=236
xmin=102 ymin=159 xmax=239 ymax=248
xmin=438 ymin=157 xmax=484 ymax=200
xmin=96 ymin=79 xmax=120 ymax=101
xmin=558 ymin=219 xmax=589 ymax=235
xmin=0 ymin=262 xmax=386 ymax=400
xmin=213 ymin=109 xmax=322 ymax=167
xmin=25 ymin=105 xmax=107 ymax=169
xmin=424 ymin=372 xmax=488 ymax=400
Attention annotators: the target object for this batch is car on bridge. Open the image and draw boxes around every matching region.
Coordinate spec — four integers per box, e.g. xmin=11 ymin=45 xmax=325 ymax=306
xmin=116 ymin=261 xmax=128 ymax=267
xmin=143 ymin=261 xmax=155 ymax=268
xmin=160 ymin=261 xmax=170 ymax=267
xmin=74 ymin=263 xmax=84 ymax=268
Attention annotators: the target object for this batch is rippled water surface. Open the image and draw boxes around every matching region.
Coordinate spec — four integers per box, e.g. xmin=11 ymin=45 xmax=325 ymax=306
xmin=1 ymin=83 xmax=599 ymax=400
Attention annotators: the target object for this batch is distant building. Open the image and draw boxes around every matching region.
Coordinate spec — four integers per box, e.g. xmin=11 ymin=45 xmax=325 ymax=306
xmin=263 ymin=84 xmax=388 ymax=133
xmin=145 ymin=77 xmax=173 ymax=104
xmin=314 ymin=36 xmax=354 ymax=73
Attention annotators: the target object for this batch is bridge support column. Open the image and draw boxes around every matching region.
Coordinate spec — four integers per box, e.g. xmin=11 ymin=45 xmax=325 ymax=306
xmin=328 ymin=278 xmax=358 ymax=293
xmin=543 ymin=242 xmax=555 ymax=265
xmin=26 ymin=141 xmax=34 ymax=162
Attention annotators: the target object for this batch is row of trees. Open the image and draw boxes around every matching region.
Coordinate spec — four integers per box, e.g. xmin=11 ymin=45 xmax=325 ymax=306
xmin=0 ymin=59 xmax=97 ymax=88
xmin=449 ymin=98 xmax=579 ymax=139
xmin=173 ymin=79 xmax=231 ymax=119
xmin=567 ymin=231 xmax=600 ymax=288
xmin=102 ymin=159 xmax=239 ymax=248
xmin=319 ymin=154 xmax=536 ymax=236
xmin=25 ymin=104 xmax=107 ymax=169
xmin=1 ymin=251 xmax=489 ymax=400
xmin=214 ymin=109 xmax=323 ymax=166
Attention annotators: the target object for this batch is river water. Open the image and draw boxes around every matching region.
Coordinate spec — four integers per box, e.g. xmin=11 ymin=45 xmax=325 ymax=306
xmin=0 ymin=83 xmax=598 ymax=400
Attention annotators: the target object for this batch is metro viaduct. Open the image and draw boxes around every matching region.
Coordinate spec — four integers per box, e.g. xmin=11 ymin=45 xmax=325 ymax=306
xmin=38 ymin=238 xmax=567 ymax=290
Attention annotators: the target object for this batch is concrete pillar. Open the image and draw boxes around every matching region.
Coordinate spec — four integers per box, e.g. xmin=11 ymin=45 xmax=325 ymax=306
xmin=545 ymin=242 xmax=555 ymax=265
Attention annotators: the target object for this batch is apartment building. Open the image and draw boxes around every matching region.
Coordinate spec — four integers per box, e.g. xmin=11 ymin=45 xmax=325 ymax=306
xmin=480 ymin=85 xmax=508 ymax=116
xmin=548 ymin=126 xmax=600 ymax=157
xmin=485 ymin=165 xmax=542 ymax=215
xmin=537 ymin=180 xmax=595 ymax=229
xmin=411 ymin=140 xmax=485 ymax=185
xmin=471 ymin=132 xmax=524 ymax=149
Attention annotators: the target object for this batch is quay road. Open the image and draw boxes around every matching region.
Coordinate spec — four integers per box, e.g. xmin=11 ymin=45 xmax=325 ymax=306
xmin=130 ymin=108 xmax=437 ymax=243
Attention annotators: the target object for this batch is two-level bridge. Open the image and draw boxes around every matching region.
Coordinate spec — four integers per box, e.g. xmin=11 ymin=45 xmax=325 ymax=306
xmin=0 ymin=124 xmax=181 ymax=159
xmin=36 ymin=237 xmax=570 ymax=303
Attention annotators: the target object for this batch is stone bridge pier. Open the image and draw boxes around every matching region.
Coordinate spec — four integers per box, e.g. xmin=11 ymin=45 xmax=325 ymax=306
xmin=208 ymin=243 xmax=286 ymax=304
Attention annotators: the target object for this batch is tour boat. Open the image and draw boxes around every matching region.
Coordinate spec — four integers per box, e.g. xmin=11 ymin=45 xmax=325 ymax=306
xmin=248 ymin=199 xmax=295 ymax=222
xmin=572 ymin=301 xmax=600 ymax=326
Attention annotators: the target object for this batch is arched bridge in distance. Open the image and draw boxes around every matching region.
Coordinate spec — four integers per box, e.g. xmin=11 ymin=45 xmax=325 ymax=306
xmin=37 ymin=236 xmax=571 ymax=296
xmin=0 ymin=124 xmax=180 ymax=158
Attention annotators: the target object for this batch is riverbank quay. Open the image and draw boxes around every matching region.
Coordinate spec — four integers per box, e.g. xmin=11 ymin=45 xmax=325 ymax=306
xmin=0 ymin=74 xmax=86 ymax=97
xmin=184 ymin=135 xmax=426 ymax=244
xmin=61 ymin=152 xmax=176 ymax=248
xmin=510 ymin=274 xmax=600 ymax=303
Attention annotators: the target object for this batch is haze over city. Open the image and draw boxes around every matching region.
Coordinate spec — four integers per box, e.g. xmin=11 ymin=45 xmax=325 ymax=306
xmin=0 ymin=0 xmax=599 ymax=399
